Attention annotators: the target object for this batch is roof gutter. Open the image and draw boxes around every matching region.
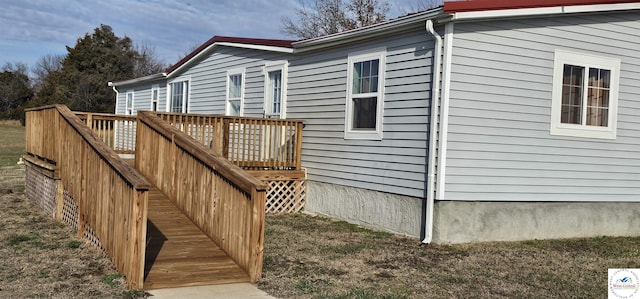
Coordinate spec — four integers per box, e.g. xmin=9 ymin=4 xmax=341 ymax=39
xmin=422 ymin=19 xmax=441 ymax=244
xmin=449 ymin=2 xmax=640 ymax=21
xmin=293 ymin=8 xmax=445 ymax=52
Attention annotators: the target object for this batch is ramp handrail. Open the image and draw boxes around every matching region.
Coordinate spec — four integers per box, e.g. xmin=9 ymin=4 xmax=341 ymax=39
xmin=25 ymin=104 xmax=149 ymax=289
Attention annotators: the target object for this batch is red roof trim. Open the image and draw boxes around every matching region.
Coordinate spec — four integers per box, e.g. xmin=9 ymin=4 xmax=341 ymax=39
xmin=165 ymin=36 xmax=296 ymax=74
xmin=444 ymin=0 xmax=639 ymax=13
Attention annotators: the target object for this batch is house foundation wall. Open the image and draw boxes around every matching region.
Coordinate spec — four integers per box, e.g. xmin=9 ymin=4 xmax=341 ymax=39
xmin=305 ymin=181 xmax=423 ymax=237
xmin=433 ymin=201 xmax=640 ymax=244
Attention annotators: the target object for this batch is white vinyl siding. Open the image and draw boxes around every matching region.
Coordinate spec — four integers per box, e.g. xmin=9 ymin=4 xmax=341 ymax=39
xmin=288 ymin=29 xmax=434 ymax=198
xmin=444 ymin=12 xmax=640 ymax=202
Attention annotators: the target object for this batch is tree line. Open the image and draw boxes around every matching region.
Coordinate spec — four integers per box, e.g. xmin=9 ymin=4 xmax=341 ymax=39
xmin=0 ymin=25 xmax=166 ymax=124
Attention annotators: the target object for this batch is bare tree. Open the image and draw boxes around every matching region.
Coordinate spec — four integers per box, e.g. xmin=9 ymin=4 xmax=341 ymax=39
xmin=395 ymin=0 xmax=443 ymax=15
xmin=32 ymin=54 xmax=64 ymax=91
xmin=133 ymin=43 xmax=167 ymax=77
xmin=282 ymin=0 xmax=390 ymax=39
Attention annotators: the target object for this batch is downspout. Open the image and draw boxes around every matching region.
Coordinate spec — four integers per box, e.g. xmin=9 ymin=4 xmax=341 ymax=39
xmin=109 ymin=82 xmax=119 ymax=114
xmin=422 ymin=19 xmax=442 ymax=244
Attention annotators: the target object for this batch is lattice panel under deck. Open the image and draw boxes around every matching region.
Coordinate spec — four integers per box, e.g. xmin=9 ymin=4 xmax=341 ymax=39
xmin=25 ymin=164 xmax=57 ymax=217
xmin=61 ymin=190 xmax=78 ymax=231
xmin=265 ymin=180 xmax=305 ymax=214
xmin=83 ymin=222 xmax=107 ymax=256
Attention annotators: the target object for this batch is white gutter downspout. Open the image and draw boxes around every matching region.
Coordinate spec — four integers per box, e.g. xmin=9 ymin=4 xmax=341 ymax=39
xmin=422 ymin=19 xmax=441 ymax=244
xmin=109 ymin=82 xmax=119 ymax=114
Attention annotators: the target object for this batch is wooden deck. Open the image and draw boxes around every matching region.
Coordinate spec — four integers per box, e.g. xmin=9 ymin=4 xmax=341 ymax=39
xmin=144 ymin=188 xmax=250 ymax=289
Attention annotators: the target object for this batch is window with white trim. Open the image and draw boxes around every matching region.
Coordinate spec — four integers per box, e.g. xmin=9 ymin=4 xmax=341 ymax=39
xmin=151 ymin=85 xmax=159 ymax=111
xmin=125 ymin=91 xmax=134 ymax=115
xmin=345 ymin=49 xmax=385 ymax=140
xmin=550 ymin=50 xmax=620 ymax=139
xmin=168 ymin=79 xmax=189 ymax=113
xmin=226 ymin=69 xmax=244 ymax=116
xmin=264 ymin=63 xmax=287 ymax=118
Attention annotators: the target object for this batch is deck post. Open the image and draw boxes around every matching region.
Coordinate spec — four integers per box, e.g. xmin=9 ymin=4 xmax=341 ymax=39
xmin=248 ymin=188 xmax=266 ymax=281
xmin=128 ymin=190 xmax=148 ymax=289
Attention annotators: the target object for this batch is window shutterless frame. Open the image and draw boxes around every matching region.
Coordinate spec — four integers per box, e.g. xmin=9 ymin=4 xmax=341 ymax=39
xmin=167 ymin=76 xmax=190 ymax=113
xmin=550 ymin=50 xmax=621 ymax=139
xmin=226 ymin=69 xmax=245 ymax=116
xmin=125 ymin=91 xmax=134 ymax=115
xmin=263 ymin=62 xmax=287 ymax=119
xmin=345 ymin=49 xmax=386 ymax=140
xmin=150 ymin=84 xmax=159 ymax=111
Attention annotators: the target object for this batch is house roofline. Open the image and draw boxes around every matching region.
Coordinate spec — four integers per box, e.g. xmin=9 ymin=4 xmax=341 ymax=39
xmin=444 ymin=0 xmax=640 ymax=21
xmin=444 ymin=0 xmax=640 ymax=13
xmin=110 ymin=72 xmax=166 ymax=87
xmin=115 ymin=0 xmax=640 ymax=84
xmin=292 ymin=8 xmax=445 ymax=51
xmin=164 ymin=36 xmax=296 ymax=75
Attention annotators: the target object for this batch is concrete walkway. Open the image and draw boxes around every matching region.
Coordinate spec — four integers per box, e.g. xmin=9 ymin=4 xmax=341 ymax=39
xmin=147 ymin=283 xmax=277 ymax=299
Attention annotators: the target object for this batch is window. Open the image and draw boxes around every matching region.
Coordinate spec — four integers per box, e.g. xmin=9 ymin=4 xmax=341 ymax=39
xmin=345 ymin=49 xmax=386 ymax=140
xmin=151 ymin=85 xmax=159 ymax=111
xmin=550 ymin=50 xmax=620 ymax=139
xmin=125 ymin=91 xmax=134 ymax=115
xmin=264 ymin=63 xmax=287 ymax=118
xmin=168 ymin=79 xmax=189 ymax=113
xmin=226 ymin=69 xmax=244 ymax=116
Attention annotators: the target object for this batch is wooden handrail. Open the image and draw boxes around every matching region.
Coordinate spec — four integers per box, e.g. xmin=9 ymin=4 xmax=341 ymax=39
xmin=25 ymin=105 xmax=150 ymax=289
xmin=138 ymin=111 xmax=267 ymax=193
xmin=155 ymin=112 xmax=304 ymax=170
xmin=57 ymin=106 xmax=150 ymax=190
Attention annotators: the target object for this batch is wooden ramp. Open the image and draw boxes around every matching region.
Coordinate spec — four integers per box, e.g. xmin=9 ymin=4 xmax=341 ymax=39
xmin=144 ymin=188 xmax=250 ymax=289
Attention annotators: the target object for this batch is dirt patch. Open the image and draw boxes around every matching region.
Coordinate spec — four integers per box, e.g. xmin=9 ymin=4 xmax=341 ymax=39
xmin=259 ymin=213 xmax=640 ymax=298
xmin=0 ymin=167 xmax=146 ymax=299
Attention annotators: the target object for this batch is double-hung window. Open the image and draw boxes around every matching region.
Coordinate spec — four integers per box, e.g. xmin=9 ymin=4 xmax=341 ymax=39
xmin=227 ymin=69 xmax=244 ymax=116
xmin=125 ymin=91 xmax=134 ymax=115
xmin=550 ymin=50 xmax=620 ymax=139
xmin=169 ymin=78 xmax=189 ymax=113
xmin=345 ymin=49 xmax=385 ymax=140
xmin=151 ymin=85 xmax=159 ymax=111
xmin=264 ymin=63 xmax=287 ymax=118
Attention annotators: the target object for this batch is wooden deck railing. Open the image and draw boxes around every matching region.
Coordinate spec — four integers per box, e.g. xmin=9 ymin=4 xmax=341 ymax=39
xmin=135 ymin=111 xmax=267 ymax=281
xmin=155 ymin=112 xmax=304 ymax=170
xmin=75 ymin=112 xmax=137 ymax=154
xmin=25 ymin=105 xmax=150 ymax=289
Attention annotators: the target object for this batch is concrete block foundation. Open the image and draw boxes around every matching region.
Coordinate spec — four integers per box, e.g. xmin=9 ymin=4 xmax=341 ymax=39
xmin=305 ymin=181 xmax=423 ymax=238
xmin=433 ymin=201 xmax=640 ymax=244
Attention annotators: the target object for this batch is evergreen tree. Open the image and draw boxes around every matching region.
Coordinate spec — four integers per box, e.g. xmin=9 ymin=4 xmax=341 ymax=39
xmin=0 ymin=63 xmax=33 ymax=122
xmin=33 ymin=24 xmax=165 ymax=113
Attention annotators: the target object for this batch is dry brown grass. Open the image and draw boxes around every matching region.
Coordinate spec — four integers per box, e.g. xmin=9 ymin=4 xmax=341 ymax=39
xmin=260 ymin=213 xmax=640 ymax=298
xmin=0 ymin=166 xmax=146 ymax=299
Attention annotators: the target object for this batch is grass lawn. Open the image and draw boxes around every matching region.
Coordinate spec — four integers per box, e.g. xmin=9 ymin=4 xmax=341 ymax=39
xmin=260 ymin=214 xmax=640 ymax=298
xmin=0 ymin=125 xmax=25 ymax=166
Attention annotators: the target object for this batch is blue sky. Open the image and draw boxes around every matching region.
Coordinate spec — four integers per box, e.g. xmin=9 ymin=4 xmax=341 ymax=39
xmin=0 ymin=0 xmax=424 ymax=71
